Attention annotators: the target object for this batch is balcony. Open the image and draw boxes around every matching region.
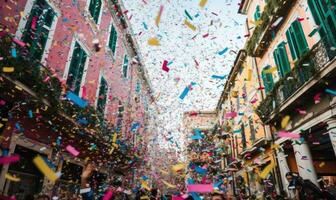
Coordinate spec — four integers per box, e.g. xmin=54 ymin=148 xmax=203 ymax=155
xmin=246 ymin=0 xmax=296 ymax=57
xmin=256 ymin=38 xmax=336 ymax=123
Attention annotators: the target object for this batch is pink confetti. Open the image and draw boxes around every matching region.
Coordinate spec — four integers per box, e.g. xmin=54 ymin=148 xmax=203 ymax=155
xmin=82 ymin=85 xmax=87 ymax=99
xmin=162 ymin=60 xmax=170 ymax=72
xmin=225 ymin=112 xmax=237 ymax=119
xmin=187 ymin=184 xmax=213 ymax=193
xmin=102 ymin=189 xmax=113 ymax=200
xmin=0 ymin=99 xmax=6 ymax=106
xmin=0 ymin=155 xmax=20 ymax=165
xmin=172 ymin=196 xmax=184 ymax=200
xmin=202 ymin=33 xmax=209 ymax=38
xmin=65 ymin=145 xmax=79 ymax=157
xmin=314 ymin=93 xmax=321 ymax=104
xmin=12 ymin=38 xmax=26 ymax=47
xmin=278 ymin=131 xmax=300 ymax=139
xmin=31 ymin=16 xmax=38 ymax=30
xmin=296 ymin=108 xmax=306 ymax=115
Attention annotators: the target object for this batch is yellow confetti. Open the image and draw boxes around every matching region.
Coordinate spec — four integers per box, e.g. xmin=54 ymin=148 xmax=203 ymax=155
xmin=33 ymin=155 xmax=58 ymax=182
xmin=264 ymin=67 xmax=277 ymax=74
xmin=15 ymin=85 xmax=22 ymax=91
xmin=259 ymin=161 xmax=275 ymax=179
xmin=0 ymin=123 xmax=3 ymax=128
xmin=199 ymin=0 xmax=208 ymax=8
xmin=155 ymin=5 xmax=163 ymax=27
xmin=171 ymin=163 xmax=186 ymax=172
xmin=140 ymin=180 xmax=151 ymax=191
xmin=140 ymin=196 xmax=150 ymax=200
xmin=281 ymin=115 xmax=290 ymax=129
xmin=246 ymin=69 xmax=252 ymax=81
xmin=319 ymin=162 xmax=325 ymax=168
xmin=161 ymin=180 xmax=177 ymax=188
xmin=5 ymin=173 xmax=20 ymax=182
xmin=184 ymin=19 xmax=197 ymax=31
xmin=2 ymin=67 xmax=14 ymax=73
xmin=148 ymin=38 xmax=160 ymax=46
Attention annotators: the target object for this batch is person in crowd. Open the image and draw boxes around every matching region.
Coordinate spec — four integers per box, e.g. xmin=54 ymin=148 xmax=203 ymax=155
xmin=286 ymin=172 xmax=325 ymax=200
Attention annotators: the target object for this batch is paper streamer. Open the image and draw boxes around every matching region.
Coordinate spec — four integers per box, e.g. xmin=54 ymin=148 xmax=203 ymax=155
xmin=102 ymin=189 xmax=113 ymax=200
xmin=2 ymin=67 xmax=14 ymax=73
xmin=155 ymin=5 xmax=164 ymax=26
xmin=184 ymin=10 xmax=193 ymax=20
xmin=281 ymin=115 xmax=290 ymax=128
xmin=325 ymin=88 xmax=336 ymax=96
xmin=12 ymin=38 xmax=26 ymax=47
xmin=259 ymin=162 xmax=275 ymax=179
xmin=184 ymin=19 xmax=197 ymax=31
xmin=199 ymin=0 xmax=208 ymax=8
xmin=172 ymin=163 xmax=186 ymax=172
xmin=66 ymin=145 xmax=80 ymax=157
xmin=211 ymin=75 xmax=227 ymax=80
xmin=179 ymin=87 xmax=190 ymax=100
xmin=66 ymin=91 xmax=88 ymax=108
xmin=278 ymin=131 xmax=300 ymax=139
xmin=0 ymin=155 xmax=20 ymax=165
xmin=148 ymin=38 xmax=160 ymax=46
xmin=5 ymin=173 xmax=20 ymax=182
xmin=162 ymin=60 xmax=170 ymax=72
xmin=218 ymin=47 xmax=229 ymax=55
xmin=33 ymin=155 xmax=58 ymax=182
xmin=172 ymin=196 xmax=184 ymax=200
xmin=187 ymin=184 xmax=213 ymax=193
xmin=161 ymin=180 xmax=176 ymax=188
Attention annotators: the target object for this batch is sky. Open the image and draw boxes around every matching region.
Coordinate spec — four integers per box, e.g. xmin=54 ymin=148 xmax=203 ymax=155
xmin=122 ymin=0 xmax=246 ymax=151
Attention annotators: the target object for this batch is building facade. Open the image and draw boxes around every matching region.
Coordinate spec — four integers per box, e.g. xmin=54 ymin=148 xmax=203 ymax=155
xmin=0 ymin=0 xmax=155 ymax=198
xmin=234 ymin=0 xmax=336 ymax=197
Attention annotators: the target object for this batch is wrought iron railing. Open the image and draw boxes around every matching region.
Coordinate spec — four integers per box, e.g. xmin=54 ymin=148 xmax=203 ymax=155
xmin=256 ymin=38 xmax=335 ymax=122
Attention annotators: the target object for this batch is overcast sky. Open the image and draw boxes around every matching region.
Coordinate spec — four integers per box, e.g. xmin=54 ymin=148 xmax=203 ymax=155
xmin=123 ymin=0 xmax=246 ymax=151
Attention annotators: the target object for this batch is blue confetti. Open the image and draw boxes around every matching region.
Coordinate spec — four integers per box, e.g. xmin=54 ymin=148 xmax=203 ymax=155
xmin=66 ymin=91 xmax=88 ymax=108
xmin=11 ymin=48 xmax=17 ymax=58
xmin=218 ymin=47 xmax=229 ymax=55
xmin=179 ymin=87 xmax=190 ymax=100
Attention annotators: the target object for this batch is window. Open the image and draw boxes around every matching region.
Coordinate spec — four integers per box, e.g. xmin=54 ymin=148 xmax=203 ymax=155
xmin=97 ymin=76 xmax=108 ymax=115
xmin=116 ymin=101 xmax=124 ymax=133
xmin=122 ymin=55 xmax=129 ymax=78
xmin=273 ymin=42 xmax=291 ymax=78
xmin=286 ymin=20 xmax=309 ymax=60
xmin=241 ymin=123 xmax=247 ymax=149
xmin=22 ymin=0 xmax=56 ymax=61
xmin=249 ymin=118 xmax=256 ymax=144
xmin=261 ymin=65 xmax=275 ymax=94
xmin=66 ymin=42 xmax=87 ymax=95
xmin=88 ymin=0 xmax=102 ymax=23
xmin=108 ymin=24 xmax=118 ymax=55
xmin=308 ymin=0 xmax=336 ymax=47
xmin=254 ymin=5 xmax=261 ymax=21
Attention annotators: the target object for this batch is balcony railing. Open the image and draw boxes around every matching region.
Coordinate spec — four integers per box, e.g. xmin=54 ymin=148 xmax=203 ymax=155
xmin=256 ymin=38 xmax=335 ymax=122
xmin=0 ymin=34 xmax=115 ymax=141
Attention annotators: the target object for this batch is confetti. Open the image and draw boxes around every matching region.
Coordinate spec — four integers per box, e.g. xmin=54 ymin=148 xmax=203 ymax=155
xmin=65 ymin=145 xmax=80 ymax=157
xmin=187 ymin=184 xmax=213 ymax=193
xmin=155 ymin=5 xmax=164 ymax=27
xmin=184 ymin=19 xmax=197 ymax=31
xmin=199 ymin=0 xmax=208 ymax=8
xmin=148 ymin=38 xmax=160 ymax=46
xmin=0 ymin=155 xmax=20 ymax=165
xmin=33 ymin=155 xmax=59 ymax=182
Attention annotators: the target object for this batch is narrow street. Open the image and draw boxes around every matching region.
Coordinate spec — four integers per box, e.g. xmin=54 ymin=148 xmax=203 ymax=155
xmin=1 ymin=0 xmax=336 ymax=199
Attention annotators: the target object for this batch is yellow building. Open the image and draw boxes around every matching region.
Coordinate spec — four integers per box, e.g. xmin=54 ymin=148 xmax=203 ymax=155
xmin=217 ymin=50 xmax=280 ymax=198
xmin=238 ymin=0 xmax=336 ymax=197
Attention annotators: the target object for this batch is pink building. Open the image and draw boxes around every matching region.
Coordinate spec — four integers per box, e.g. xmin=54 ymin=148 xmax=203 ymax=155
xmin=0 ymin=0 xmax=154 ymax=198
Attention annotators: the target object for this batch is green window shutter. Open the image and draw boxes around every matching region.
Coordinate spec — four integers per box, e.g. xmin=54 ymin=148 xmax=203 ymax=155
xmin=89 ymin=0 xmax=102 ymax=23
xmin=308 ymin=0 xmax=336 ymax=47
xmin=286 ymin=27 xmax=298 ymax=60
xmin=261 ymin=65 xmax=274 ymax=94
xmin=97 ymin=77 xmax=108 ymax=115
xmin=66 ymin=42 xmax=87 ymax=95
xmin=254 ymin=5 xmax=261 ymax=21
xmin=22 ymin=0 xmax=55 ymax=62
xmin=278 ymin=43 xmax=291 ymax=77
xmin=292 ymin=20 xmax=309 ymax=56
xmin=122 ymin=55 xmax=129 ymax=78
xmin=108 ymin=25 xmax=118 ymax=54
